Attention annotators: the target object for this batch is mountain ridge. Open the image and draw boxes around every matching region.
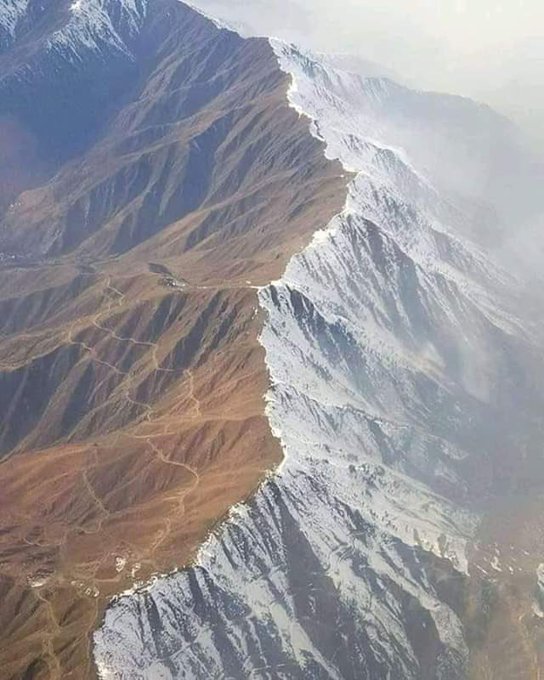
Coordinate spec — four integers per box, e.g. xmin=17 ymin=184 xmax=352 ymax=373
xmin=94 ymin=29 xmax=544 ymax=680
xmin=1 ymin=2 xmax=543 ymax=679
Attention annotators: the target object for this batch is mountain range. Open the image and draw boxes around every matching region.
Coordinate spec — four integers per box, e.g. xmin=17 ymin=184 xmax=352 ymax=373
xmin=0 ymin=1 xmax=543 ymax=679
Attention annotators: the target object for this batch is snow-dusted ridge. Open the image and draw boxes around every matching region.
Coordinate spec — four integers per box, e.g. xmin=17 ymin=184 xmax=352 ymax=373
xmin=0 ymin=0 xmax=29 ymax=40
xmin=48 ymin=0 xmax=147 ymax=59
xmin=0 ymin=0 xmax=148 ymax=64
xmin=183 ymin=1 xmax=240 ymax=33
xmin=93 ymin=20 xmax=542 ymax=680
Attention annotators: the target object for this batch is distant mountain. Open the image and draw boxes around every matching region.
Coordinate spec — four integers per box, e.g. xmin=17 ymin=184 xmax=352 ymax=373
xmin=317 ymin=51 xmax=402 ymax=82
xmin=1 ymin=3 xmax=543 ymax=680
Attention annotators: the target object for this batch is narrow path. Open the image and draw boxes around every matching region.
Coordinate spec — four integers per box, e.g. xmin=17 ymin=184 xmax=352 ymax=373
xmin=185 ymin=369 xmax=202 ymax=418
xmin=145 ymin=437 xmax=200 ymax=556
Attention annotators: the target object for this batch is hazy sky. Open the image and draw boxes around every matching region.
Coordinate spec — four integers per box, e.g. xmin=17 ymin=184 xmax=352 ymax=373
xmin=190 ymin=0 xmax=544 ymax=143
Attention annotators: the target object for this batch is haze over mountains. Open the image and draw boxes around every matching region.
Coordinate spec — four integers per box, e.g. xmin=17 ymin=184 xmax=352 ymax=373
xmin=190 ymin=0 xmax=544 ymax=148
xmin=0 ymin=1 xmax=543 ymax=679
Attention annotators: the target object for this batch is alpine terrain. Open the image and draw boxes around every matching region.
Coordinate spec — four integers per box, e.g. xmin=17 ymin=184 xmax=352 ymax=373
xmin=0 ymin=1 xmax=543 ymax=679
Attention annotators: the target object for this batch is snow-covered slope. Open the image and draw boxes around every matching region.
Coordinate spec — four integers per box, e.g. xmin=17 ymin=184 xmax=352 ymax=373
xmin=0 ymin=0 xmax=151 ymax=162
xmin=49 ymin=0 xmax=147 ymax=58
xmin=93 ymin=39 xmax=544 ymax=679
xmin=0 ymin=0 xmax=28 ymax=43
xmin=275 ymin=43 xmax=542 ymax=246
xmin=0 ymin=0 xmax=147 ymax=58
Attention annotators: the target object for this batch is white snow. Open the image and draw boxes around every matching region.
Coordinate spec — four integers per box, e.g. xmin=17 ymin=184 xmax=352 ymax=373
xmin=184 ymin=1 xmax=238 ymax=33
xmin=46 ymin=0 xmax=148 ymax=61
xmin=0 ymin=0 xmax=29 ymax=38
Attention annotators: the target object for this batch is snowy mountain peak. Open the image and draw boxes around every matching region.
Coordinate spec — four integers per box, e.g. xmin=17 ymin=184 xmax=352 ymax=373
xmin=48 ymin=0 xmax=147 ymax=58
xmin=0 ymin=0 xmax=148 ymax=62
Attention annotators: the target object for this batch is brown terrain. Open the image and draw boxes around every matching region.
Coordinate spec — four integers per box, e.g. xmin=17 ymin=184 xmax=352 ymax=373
xmin=0 ymin=2 xmax=347 ymax=677
xmin=466 ymin=497 xmax=544 ymax=680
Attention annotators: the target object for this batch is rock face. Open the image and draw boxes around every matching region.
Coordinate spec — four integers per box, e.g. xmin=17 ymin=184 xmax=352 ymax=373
xmin=0 ymin=3 xmax=347 ymax=678
xmin=94 ymin=38 xmax=544 ymax=680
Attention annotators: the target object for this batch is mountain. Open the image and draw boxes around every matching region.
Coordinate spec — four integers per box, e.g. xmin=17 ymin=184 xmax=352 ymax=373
xmin=95 ymin=33 xmax=544 ymax=680
xmin=1 ymin=2 xmax=544 ymax=680
xmin=0 ymin=2 xmax=347 ymax=678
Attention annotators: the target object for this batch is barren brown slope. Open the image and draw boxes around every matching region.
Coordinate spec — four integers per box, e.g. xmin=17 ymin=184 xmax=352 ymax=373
xmin=462 ymin=491 xmax=544 ymax=680
xmin=0 ymin=2 xmax=348 ymax=678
